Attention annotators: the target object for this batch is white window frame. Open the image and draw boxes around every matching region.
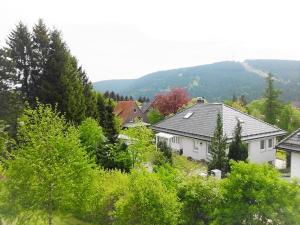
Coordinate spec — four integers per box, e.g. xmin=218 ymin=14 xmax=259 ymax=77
xmin=171 ymin=136 xmax=179 ymax=144
xmin=193 ymin=140 xmax=201 ymax=152
xmin=260 ymin=140 xmax=265 ymax=152
xmin=268 ymin=138 xmax=273 ymax=150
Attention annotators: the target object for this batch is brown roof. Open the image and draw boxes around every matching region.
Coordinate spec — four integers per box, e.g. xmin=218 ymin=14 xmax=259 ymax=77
xmin=114 ymin=101 xmax=144 ymax=125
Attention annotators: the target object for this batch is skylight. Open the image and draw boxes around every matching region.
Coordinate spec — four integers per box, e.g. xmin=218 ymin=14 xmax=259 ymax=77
xmin=184 ymin=112 xmax=194 ymax=119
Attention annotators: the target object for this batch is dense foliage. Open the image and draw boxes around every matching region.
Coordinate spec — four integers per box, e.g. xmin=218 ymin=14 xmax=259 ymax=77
xmin=2 ymin=104 xmax=94 ymax=224
xmin=0 ymin=105 xmax=299 ymax=225
xmin=215 ymin=161 xmax=300 ymax=225
xmin=153 ymin=88 xmax=190 ymax=116
xmin=147 ymin=108 xmax=164 ymax=124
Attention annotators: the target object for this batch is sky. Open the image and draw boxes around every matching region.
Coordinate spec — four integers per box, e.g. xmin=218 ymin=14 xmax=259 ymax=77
xmin=1 ymin=0 xmax=300 ymax=82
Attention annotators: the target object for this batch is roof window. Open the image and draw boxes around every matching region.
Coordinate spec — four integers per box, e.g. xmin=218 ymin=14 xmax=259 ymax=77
xmin=184 ymin=112 xmax=194 ymax=119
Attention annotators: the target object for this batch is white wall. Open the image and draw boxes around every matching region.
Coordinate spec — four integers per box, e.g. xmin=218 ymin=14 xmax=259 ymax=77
xmin=291 ymin=152 xmax=300 ymax=179
xmin=168 ymin=134 xmax=277 ymax=164
xmin=247 ymin=137 xmax=276 ymax=164
xmin=170 ymin=136 xmax=208 ymax=160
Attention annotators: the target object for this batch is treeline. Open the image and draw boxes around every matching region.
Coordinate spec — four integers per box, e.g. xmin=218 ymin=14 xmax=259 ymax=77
xmin=0 ymin=19 xmax=119 ymax=141
xmin=103 ymin=90 xmax=150 ymax=103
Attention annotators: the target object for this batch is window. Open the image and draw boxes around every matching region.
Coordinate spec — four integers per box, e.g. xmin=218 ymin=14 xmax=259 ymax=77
xmin=194 ymin=140 xmax=201 ymax=151
xmin=260 ymin=140 xmax=265 ymax=151
xmin=268 ymin=139 xmax=273 ymax=149
xmin=207 ymin=143 xmax=212 ymax=154
xmin=184 ymin=112 xmax=194 ymax=119
xmin=171 ymin=136 xmax=179 ymax=144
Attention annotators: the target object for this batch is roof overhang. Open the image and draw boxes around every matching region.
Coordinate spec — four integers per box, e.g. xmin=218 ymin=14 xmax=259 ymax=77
xmin=152 ymin=126 xmax=287 ymax=142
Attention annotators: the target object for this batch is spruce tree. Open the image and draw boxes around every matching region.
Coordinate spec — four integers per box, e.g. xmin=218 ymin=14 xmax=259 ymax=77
xmin=0 ymin=48 xmax=23 ymax=135
xmin=6 ymin=22 xmax=33 ymax=100
xmin=228 ymin=120 xmax=248 ymax=163
xmin=263 ymin=73 xmax=281 ymax=124
xmin=31 ymin=19 xmax=50 ymax=104
xmin=207 ymin=113 xmax=228 ymax=176
xmin=104 ymin=99 xmax=119 ymax=143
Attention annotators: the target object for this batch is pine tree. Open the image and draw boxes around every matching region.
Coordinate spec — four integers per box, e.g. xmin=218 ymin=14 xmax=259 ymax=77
xmin=232 ymin=93 xmax=237 ymax=102
xmin=263 ymin=73 xmax=281 ymax=124
xmin=31 ymin=19 xmax=50 ymax=104
xmin=6 ymin=22 xmax=33 ymax=100
xmin=0 ymin=48 xmax=22 ymax=135
xmin=96 ymin=93 xmax=106 ymax=128
xmin=228 ymin=120 xmax=248 ymax=164
xmin=104 ymin=99 xmax=119 ymax=143
xmin=239 ymin=95 xmax=247 ymax=106
xmin=103 ymin=91 xmax=109 ymax=98
xmin=207 ymin=113 xmax=228 ymax=176
xmin=38 ymin=29 xmax=86 ymax=123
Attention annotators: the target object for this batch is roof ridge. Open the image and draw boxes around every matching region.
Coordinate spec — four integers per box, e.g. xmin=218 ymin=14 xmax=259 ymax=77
xmin=223 ymin=103 xmax=284 ymax=132
xmin=277 ymin=128 xmax=300 ymax=146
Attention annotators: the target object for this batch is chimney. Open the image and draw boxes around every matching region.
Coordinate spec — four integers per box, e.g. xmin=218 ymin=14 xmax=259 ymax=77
xmin=196 ymin=97 xmax=205 ymax=104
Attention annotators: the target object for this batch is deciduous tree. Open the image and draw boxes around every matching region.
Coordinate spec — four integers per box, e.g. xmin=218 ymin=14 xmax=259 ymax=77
xmin=153 ymin=88 xmax=189 ymax=116
xmin=3 ymin=104 xmax=94 ymax=225
xmin=215 ymin=161 xmax=300 ymax=225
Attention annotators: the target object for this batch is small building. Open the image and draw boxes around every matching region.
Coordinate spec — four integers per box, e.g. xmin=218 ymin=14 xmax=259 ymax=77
xmin=276 ymin=128 xmax=300 ymax=178
xmin=140 ymin=101 xmax=153 ymax=117
xmin=292 ymin=101 xmax=300 ymax=110
xmin=152 ymin=102 xmax=286 ymax=164
xmin=114 ymin=101 xmax=148 ymax=128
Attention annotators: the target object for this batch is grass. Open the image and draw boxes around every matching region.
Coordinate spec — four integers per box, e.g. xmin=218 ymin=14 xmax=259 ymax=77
xmin=172 ymin=154 xmax=207 ymax=176
xmin=54 ymin=215 xmax=90 ymax=225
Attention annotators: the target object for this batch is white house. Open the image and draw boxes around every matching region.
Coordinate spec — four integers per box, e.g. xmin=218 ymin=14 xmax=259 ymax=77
xmin=152 ymin=101 xmax=286 ymax=164
xmin=276 ymin=128 xmax=300 ymax=178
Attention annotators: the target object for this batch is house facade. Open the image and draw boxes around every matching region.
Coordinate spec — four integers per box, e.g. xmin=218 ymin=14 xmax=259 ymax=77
xmin=152 ymin=102 xmax=286 ymax=164
xmin=276 ymin=128 xmax=300 ymax=178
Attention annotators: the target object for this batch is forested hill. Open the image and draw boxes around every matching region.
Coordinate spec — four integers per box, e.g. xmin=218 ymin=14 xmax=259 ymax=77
xmin=93 ymin=60 xmax=300 ymax=102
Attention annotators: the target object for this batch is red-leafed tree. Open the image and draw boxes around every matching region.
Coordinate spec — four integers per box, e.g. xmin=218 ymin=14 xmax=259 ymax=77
xmin=153 ymin=88 xmax=190 ymax=116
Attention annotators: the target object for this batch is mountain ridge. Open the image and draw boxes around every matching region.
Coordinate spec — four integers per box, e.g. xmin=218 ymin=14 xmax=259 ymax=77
xmin=93 ymin=59 xmax=300 ymax=102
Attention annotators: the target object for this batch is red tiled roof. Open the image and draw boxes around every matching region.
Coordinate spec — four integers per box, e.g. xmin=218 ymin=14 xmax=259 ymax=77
xmin=114 ymin=101 xmax=137 ymax=124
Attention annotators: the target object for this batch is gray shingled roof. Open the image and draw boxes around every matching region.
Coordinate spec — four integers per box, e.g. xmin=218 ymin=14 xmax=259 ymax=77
xmin=276 ymin=128 xmax=300 ymax=152
xmin=141 ymin=102 xmax=153 ymax=113
xmin=152 ymin=103 xmax=286 ymax=141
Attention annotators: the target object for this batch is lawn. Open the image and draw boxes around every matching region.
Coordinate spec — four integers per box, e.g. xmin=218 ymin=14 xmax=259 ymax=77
xmin=172 ymin=154 xmax=207 ymax=176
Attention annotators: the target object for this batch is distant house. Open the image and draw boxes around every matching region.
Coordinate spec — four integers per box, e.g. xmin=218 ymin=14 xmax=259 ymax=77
xmin=114 ymin=101 xmax=148 ymax=128
xmin=140 ymin=101 xmax=153 ymax=115
xmin=276 ymin=128 xmax=300 ymax=178
xmin=152 ymin=101 xmax=286 ymax=164
xmin=292 ymin=101 xmax=300 ymax=110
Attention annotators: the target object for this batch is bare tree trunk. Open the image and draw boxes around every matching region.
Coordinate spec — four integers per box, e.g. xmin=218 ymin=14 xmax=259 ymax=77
xmin=48 ymin=210 xmax=53 ymax=225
